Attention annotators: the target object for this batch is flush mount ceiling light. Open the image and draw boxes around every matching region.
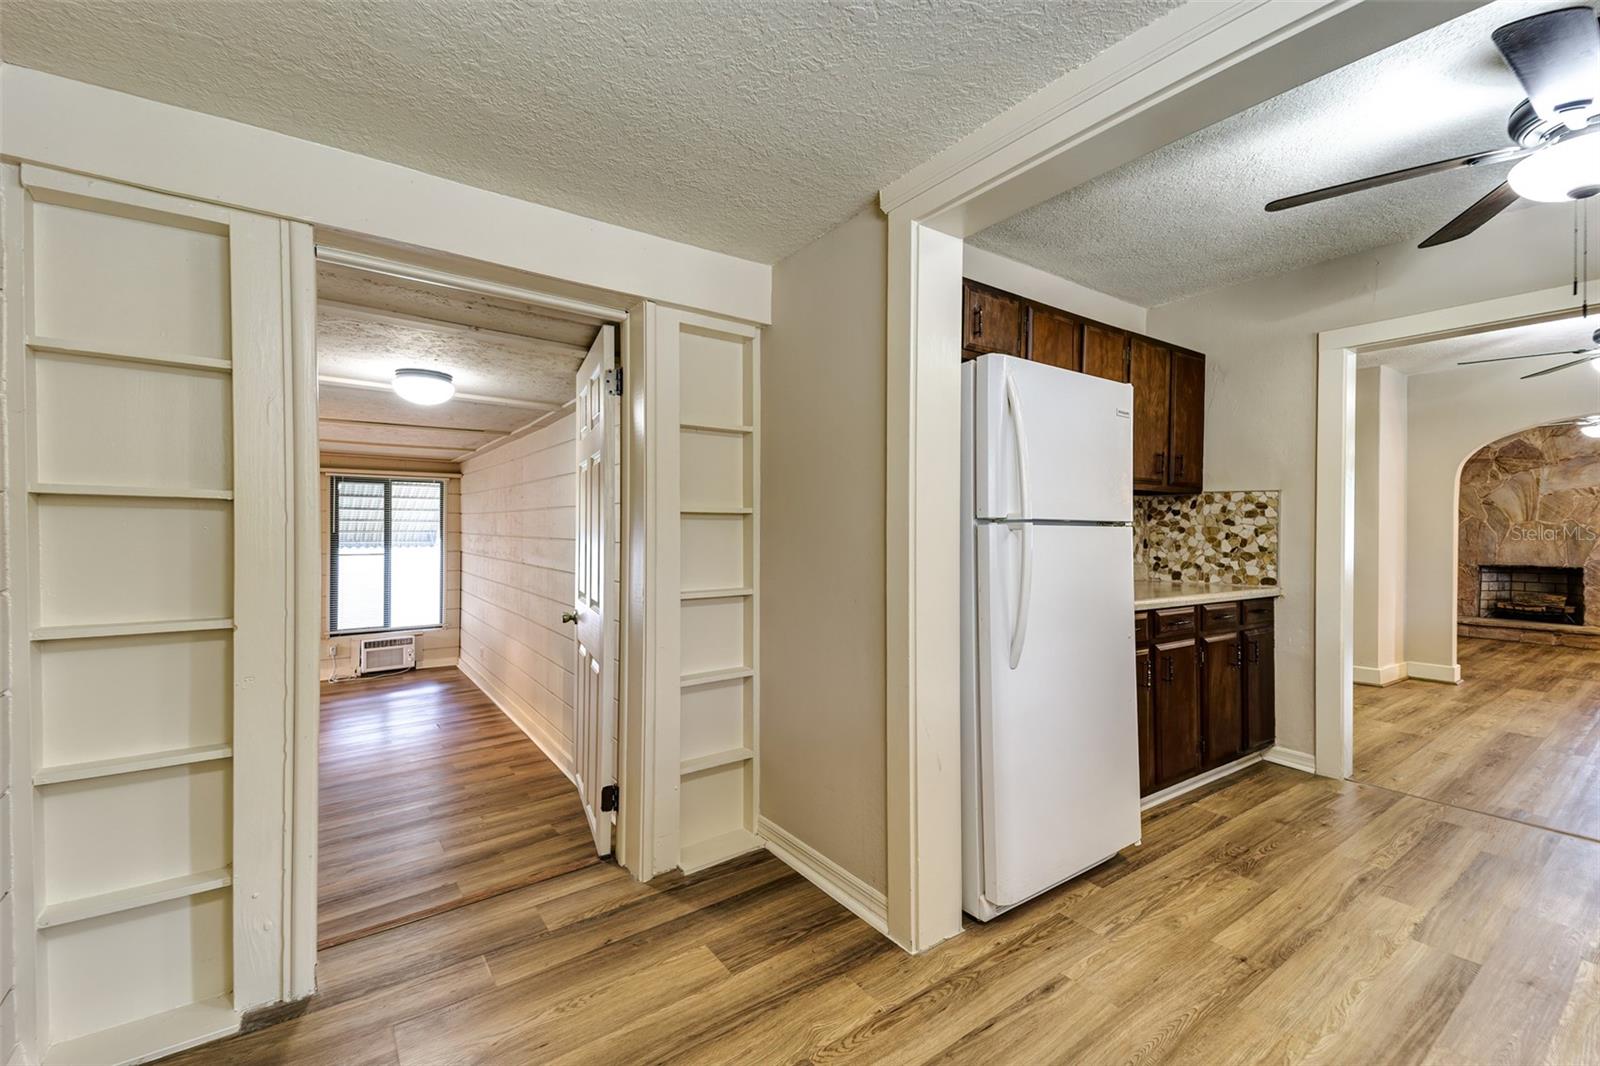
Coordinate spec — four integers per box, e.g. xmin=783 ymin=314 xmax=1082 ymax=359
xmin=1580 ymin=416 xmax=1600 ymax=438
xmin=392 ymin=368 xmax=454 ymax=406
xmin=1508 ymin=135 xmax=1600 ymax=202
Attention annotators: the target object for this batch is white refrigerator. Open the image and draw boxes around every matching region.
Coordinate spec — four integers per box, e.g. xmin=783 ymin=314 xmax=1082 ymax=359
xmin=960 ymin=354 xmax=1142 ymax=921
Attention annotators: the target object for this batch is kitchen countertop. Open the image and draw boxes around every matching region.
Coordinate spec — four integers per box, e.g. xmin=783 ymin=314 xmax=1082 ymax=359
xmin=1134 ymin=579 xmax=1281 ymax=610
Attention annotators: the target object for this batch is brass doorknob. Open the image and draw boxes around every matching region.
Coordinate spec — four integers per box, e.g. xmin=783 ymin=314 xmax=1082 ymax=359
xmin=561 ymin=611 xmax=579 ymax=624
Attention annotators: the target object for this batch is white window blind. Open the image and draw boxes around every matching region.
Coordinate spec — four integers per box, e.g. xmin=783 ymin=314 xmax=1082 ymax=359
xmin=329 ymin=477 xmax=444 ymax=634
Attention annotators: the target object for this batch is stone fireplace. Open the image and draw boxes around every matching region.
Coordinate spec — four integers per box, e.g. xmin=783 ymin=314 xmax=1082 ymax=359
xmin=1458 ymin=423 xmax=1600 ymax=648
xmin=1477 ymin=564 xmax=1584 ymax=626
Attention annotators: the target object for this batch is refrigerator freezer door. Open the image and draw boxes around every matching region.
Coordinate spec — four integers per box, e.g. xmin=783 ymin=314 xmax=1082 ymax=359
xmin=975 ymin=521 xmax=1139 ymax=907
xmin=972 ymin=354 xmax=1133 ymax=523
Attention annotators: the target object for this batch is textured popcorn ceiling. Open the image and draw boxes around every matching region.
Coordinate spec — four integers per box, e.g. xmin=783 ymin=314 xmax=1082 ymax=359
xmin=972 ymin=1 xmax=1574 ymax=307
xmin=1365 ymin=315 xmax=1600 ymax=377
xmin=1 ymin=0 xmax=1180 ymax=263
xmin=315 ymin=264 xmax=601 ymax=462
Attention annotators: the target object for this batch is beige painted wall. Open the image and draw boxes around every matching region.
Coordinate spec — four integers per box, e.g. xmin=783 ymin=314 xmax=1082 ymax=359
xmin=763 ymin=207 xmax=889 ymax=892
xmin=319 ymin=472 xmax=461 ymax=680
xmin=1353 ymin=366 xmax=1406 ymax=683
xmin=1145 ymin=206 xmax=1576 ymax=754
xmin=457 ymin=412 xmax=578 ymax=771
xmin=963 ymin=244 xmax=1147 ymax=335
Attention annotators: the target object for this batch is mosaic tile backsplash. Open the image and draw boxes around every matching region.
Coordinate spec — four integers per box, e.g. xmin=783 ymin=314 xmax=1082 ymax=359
xmin=1134 ymin=491 xmax=1280 ymax=586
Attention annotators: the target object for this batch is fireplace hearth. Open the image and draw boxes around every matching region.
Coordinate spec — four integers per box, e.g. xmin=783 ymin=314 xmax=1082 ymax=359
xmin=1478 ymin=565 xmax=1585 ymax=626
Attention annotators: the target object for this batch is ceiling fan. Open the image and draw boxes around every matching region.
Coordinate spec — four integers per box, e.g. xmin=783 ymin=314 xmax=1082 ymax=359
xmin=1457 ymin=326 xmax=1600 ymax=377
xmin=1265 ymin=5 xmax=1600 ymax=248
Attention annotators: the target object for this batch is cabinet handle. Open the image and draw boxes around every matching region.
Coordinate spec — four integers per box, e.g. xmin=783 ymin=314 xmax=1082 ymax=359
xmin=1154 ymin=452 xmax=1166 ymax=475
xmin=973 ymin=303 xmax=984 ymax=338
xmin=1163 ymin=657 xmax=1175 ymax=683
xmin=1175 ymin=455 xmax=1185 ymax=478
xmin=1233 ymin=642 xmax=1243 ymax=668
xmin=1251 ymin=638 xmax=1261 ymax=664
xmin=1143 ymin=658 xmax=1153 ymax=688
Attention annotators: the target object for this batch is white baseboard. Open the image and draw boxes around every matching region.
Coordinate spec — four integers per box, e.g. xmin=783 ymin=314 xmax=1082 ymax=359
xmin=757 ymin=817 xmax=889 ymax=937
xmin=1263 ymin=745 xmax=1315 ymax=774
xmin=1352 ymin=662 xmax=1406 ymax=687
xmin=1140 ymin=751 xmax=1264 ymax=811
xmin=457 ymin=655 xmax=576 ymax=785
xmin=1404 ymin=660 xmax=1461 ymax=684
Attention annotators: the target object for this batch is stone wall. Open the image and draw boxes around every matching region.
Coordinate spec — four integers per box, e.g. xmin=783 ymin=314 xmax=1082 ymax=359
xmin=1458 ymin=423 xmax=1600 ymax=624
xmin=1134 ymin=490 xmax=1279 ymax=586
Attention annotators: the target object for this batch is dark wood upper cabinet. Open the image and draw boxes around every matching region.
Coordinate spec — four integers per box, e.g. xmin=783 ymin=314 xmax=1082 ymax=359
xmin=1202 ymin=632 xmax=1244 ymax=768
xmin=959 ymin=277 xmax=1204 ymax=494
xmin=1029 ymin=306 xmax=1081 ymax=371
xmin=1135 ymin=645 xmax=1157 ymax=794
xmin=1154 ymin=638 xmax=1201 ymax=783
xmin=1168 ymin=349 xmax=1205 ymax=493
xmin=1244 ymin=625 xmax=1276 ymax=750
xmin=1081 ymin=322 xmax=1129 ymax=383
xmin=1129 ymin=338 xmax=1170 ymax=490
xmin=963 ymin=282 xmax=1026 ymax=358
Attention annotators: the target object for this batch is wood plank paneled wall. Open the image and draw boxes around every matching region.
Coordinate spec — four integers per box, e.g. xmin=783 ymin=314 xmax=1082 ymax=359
xmin=457 ymin=413 xmax=579 ymax=771
xmin=318 ymin=472 xmax=462 ymax=680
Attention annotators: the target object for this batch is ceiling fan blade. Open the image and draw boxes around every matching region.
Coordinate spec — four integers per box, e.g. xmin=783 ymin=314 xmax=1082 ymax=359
xmin=1458 ymin=347 xmax=1593 ymax=366
xmin=1418 ymin=181 xmax=1521 ymax=248
xmin=1264 ymin=146 xmax=1530 ymax=212
xmin=1522 ymin=355 xmax=1600 ymax=379
xmin=1492 ymin=6 xmax=1600 ymax=127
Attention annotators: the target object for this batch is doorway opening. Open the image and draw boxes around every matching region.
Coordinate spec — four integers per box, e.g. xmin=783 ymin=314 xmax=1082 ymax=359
xmin=1342 ymin=311 xmax=1600 ymax=842
xmin=312 ymin=250 xmax=622 ymax=948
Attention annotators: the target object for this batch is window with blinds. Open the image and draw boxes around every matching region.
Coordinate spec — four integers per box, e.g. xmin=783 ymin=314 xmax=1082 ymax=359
xmin=329 ymin=476 xmax=445 ymax=634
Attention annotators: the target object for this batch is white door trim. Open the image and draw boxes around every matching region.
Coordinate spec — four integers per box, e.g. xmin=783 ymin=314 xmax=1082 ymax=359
xmin=1313 ymin=283 xmax=1581 ymax=780
xmin=877 ymin=0 xmax=1477 ymax=953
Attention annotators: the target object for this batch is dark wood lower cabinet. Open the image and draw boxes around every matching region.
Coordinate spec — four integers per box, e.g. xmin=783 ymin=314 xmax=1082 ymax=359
xmin=1202 ymin=631 xmax=1243 ymax=768
xmin=1135 ymin=646 xmax=1157 ymax=794
xmin=1244 ymin=625 xmax=1276 ymax=749
xmin=1153 ymin=639 xmax=1201 ymax=784
xmin=1137 ymin=598 xmax=1275 ymax=797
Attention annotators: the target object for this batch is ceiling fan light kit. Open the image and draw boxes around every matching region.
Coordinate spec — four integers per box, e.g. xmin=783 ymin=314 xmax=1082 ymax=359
xmin=1508 ymin=136 xmax=1600 ymax=202
xmin=1265 ymin=5 xmax=1600 ymax=246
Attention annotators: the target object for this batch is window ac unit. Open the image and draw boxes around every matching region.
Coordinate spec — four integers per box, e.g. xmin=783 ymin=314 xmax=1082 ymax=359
xmin=358 ymin=635 xmax=416 ymax=676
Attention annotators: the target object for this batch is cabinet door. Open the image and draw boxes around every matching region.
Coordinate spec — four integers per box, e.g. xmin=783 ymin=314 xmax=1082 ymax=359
xmin=1202 ymin=632 xmax=1244 ymax=767
xmin=1245 ymin=626 xmax=1276 ymax=749
xmin=1154 ymin=639 xmax=1200 ymax=783
xmin=1169 ymin=350 xmax=1205 ymax=491
xmin=1082 ymin=322 xmax=1128 ymax=382
xmin=1030 ymin=306 xmax=1081 ymax=371
xmin=1136 ymin=646 xmax=1157 ymax=795
xmin=963 ymin=282 xmax=1025 ymax=357
xmin=1129 ymin=338 xmax=1171 ymax=490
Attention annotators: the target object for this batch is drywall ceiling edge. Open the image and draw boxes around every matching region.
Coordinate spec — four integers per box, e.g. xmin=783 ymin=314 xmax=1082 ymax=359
xmin=0 ymin=65 xmax=772 ymax=325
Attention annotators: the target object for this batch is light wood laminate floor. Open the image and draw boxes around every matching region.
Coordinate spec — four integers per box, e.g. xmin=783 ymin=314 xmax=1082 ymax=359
xmin=1355 ymin=636 xmax=1600 ymax=841
xmin=318 ymin=667 xmax=602 ymax=948
xmin=169 ymin=758 xmax=1600 ymax=1065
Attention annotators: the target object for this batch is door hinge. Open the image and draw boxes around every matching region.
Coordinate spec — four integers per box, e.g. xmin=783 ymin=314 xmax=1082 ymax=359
xmin=605 ymin=366 xmax=624 ymax=397
xmin=600 ymin=784 xmax=619 ymax=812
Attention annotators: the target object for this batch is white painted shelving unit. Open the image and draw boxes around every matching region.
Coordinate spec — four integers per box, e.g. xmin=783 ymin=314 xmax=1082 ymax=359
xmin=667 ymin=313 xmax=763 ymax=874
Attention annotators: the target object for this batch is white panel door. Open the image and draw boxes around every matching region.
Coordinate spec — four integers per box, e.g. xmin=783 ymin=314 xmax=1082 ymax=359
xmin=572 ymin=325 xmax=618 ymax=856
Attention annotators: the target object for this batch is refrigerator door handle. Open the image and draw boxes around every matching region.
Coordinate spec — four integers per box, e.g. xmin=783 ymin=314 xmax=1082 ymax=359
xmin=1009 ymin=521 xmax=1033 ymax=670
xmin=1004 ymin=372 xmax=1031 ymax=520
